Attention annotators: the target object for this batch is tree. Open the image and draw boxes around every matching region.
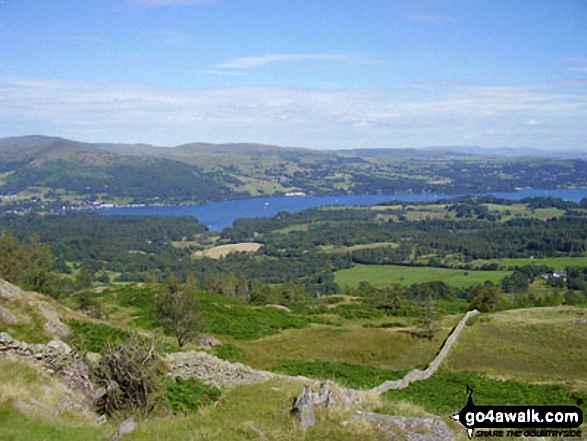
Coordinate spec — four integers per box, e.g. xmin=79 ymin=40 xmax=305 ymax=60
xmin=156 ymin=274 xmax=205 ymax=348
xmin=75 ymin=266 xmax=94 ymax=290
xmin=420 ymin=293 xmax=439 ymax=339
xmin=0 ymin=232 xmax=57 ymax=295
xmin=469 ymin=283 xmax=501 ymax=312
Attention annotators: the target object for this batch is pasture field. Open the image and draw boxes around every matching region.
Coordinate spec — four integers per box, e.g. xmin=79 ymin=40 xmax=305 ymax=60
xmin=446 ymin=306 xmax=587 ymax=391
xmin=487 ymin=256 xmax=587 ymax=269
xmin=227 ymin=316 xmax=458 ymax=370
xmin=335 ymin=264 xmax=510 ymax=288
xmin=194 ymin=242 xmax=262 ymax=259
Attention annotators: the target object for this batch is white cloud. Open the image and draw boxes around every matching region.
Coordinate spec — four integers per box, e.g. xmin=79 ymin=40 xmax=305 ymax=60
xmin=0 ymin=77 xmax=585 ymax=149
xmin=217 ymin=53 xmax=374 ymax=69
xmin=196 ymin=70 xmax=247 ymax=77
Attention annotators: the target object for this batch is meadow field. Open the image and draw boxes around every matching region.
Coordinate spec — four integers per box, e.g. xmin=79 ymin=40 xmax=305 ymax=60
xmin=335 ymin=264 xmax=510 ymax=288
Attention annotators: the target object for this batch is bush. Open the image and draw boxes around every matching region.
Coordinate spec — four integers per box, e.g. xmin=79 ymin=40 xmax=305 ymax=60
xmin=93 ymin=335 xmax=166 ymax=417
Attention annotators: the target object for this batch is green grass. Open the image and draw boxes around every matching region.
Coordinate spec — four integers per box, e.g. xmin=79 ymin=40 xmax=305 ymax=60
xmin=119 ymin=379 xmax=390 ymax=441
xmin=446 ymin=306 xmax=587 ymax=388
xmin=335 ymin=264 xmax=510 ymax=288
xmin=165 ymin=377 xmax=221 ymax=415
xmin=0 ymin=406 xmax=108 ymax=441
xmin=271 ymin=360 xmax=406 ymax=389
xmin=97 ymin=286 xmax=314 ymax=341
xmin=67 ymin=319 xmax=131 ymax=353
xmin=226 ymin=319 xmax=457 ymax=371
xmin=489 ymin=256 xmax=587 ymax=269
xmin=385 ymin=370 xmax=586 ymax=415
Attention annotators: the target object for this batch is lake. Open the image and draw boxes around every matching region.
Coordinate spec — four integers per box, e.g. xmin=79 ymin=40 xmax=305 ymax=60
xmin=98 ymin=187 xmax=587 ymax=231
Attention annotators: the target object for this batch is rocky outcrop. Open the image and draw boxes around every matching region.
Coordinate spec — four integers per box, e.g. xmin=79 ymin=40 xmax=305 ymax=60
xmin=197 ymin=335 xmax=223 ymax=348
xmin=0 ymin=305 xmax=19 ymax=324
xmin=0 ymin=332 xmax=75 ymax=371
xmin=0 ymin=279 xmax=24 ymax=299
xmin=368 ymin=309 xmax=480 ymax=394
xmin=56 ymin=359 xmax=101 ymax=402
xmin=165 ymin=350 xmax=275 ymax=387
xmin=38 ymin=303 xmax=70 ymax=338
xmin=113 ymin=417 xmax=136 ymax=441
xmin=290 ymin=381 xmax=361 ymax=431
xmin=354 ymin=411 xmax=456 ymax=441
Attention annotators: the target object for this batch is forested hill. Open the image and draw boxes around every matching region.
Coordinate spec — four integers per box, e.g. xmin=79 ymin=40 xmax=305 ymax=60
xmin=1 ymin=135 xmax=587 ymax=210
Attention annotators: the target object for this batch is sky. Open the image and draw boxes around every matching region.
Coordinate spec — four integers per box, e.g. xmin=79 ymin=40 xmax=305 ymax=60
xmin=0 ymin=0 xmax=586 ymax=150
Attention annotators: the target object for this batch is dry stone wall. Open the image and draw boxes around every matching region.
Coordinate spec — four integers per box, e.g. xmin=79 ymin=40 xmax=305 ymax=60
xmin=0 ymin=332 xmax=75 ymax=371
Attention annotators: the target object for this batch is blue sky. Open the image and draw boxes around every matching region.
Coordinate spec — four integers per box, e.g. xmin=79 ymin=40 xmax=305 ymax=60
xmin=1 ymin=0 xmax=586 ymax=150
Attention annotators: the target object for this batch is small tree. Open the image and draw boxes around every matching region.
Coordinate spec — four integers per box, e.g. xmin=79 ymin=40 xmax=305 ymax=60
xmin=157 ymin=275 xmax=205 ymax=348
xmin=469 ymin=283 xmax=501 ymax=312
xmin=420 ymin=293 xmax=439 ymax=339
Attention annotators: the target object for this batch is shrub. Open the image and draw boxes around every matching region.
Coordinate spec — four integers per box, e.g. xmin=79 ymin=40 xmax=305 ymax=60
xmin=93 ymin=335 xmax=166 ymax=417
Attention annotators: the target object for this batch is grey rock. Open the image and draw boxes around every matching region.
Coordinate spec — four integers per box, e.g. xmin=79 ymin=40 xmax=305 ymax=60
xmin=290 ymin=385 xmax=315 ymax=431
xmin=85 ymin=351 xmax=102 ymax=367
xmin=113 ymin=417 xmax=136 ymax=441
xmin=574 ymin=318 xmax=587 ymax=325
xmin=354 ymin=411 xmax=456 ymax=441
xmin=0 ymin=305 xmax=18 ymax=324
xmin=197 ymin=335 xmax=223 ymax=348
xmin=165 ymin=351 xmax=274 ymax=387
xmin=0 ymin=280 xmax=23 ymax=299
xmin=38 ymin=304 xmax=70 ymax=338
xmin=56 ymin=360 xmax=99 ymax=402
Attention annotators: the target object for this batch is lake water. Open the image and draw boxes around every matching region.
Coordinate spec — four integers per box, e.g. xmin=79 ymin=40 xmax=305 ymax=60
xmin=98 ymin=188 xmax=587 ymax=231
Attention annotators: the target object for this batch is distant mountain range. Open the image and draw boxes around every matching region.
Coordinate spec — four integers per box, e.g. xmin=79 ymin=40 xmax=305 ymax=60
xmin=0 ymin=135 xmax=586 ymax=209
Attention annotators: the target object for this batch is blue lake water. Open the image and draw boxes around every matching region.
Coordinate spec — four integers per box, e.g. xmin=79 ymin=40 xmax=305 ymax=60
xmin=98 ymin=188 xmax=587 ymax=231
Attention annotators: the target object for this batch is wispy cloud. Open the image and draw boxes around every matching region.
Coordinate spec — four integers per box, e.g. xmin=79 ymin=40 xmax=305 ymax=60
xmin=0 ymin=77 xmax=585 ymax=148
xmin=567 ymin=67 xmax=587 ymax=73
xmin=217 ymin=53 xmax=374 ymax=69
xmin=196 ymin=70 xmax=247 ymax=77
xmin=405 ymin=13 xmax=461 ymax=23
xmin=559 ymin=57 xmax=587 ymax=73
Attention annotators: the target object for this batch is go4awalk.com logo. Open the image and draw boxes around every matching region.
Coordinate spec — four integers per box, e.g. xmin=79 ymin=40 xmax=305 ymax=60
xmin=450 ymin=386 xmax=583 ymax=439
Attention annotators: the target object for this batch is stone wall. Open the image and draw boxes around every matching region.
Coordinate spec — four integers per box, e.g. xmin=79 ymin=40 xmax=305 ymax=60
xmin=368 ymin=309 xmax=480 ymax=394
xmin=165 ymin=350 xmax=276 ymax=387
xmin=0 ymin=332 xmax=74 ymax=372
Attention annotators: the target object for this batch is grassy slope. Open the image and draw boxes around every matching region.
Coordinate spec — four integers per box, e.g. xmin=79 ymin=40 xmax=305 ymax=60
xmin=446 ymin=306 xmax=587 ymax=391
xmin=335 ymin=264 xmax=510 ymax=288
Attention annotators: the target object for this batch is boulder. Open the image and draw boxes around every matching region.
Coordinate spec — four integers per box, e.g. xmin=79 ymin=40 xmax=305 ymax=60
xmin=290 ymin=385 xmax=315 ymax=431
xmin=0 ymin=280 xmax=23 ymax=299
xmin=56 ymin=360 xmax=99 ymax=402
xmin=197 ymin=335 xmax=223 ymax=348
xmin=0 ymin=305 xmax=18 ymax=324
xmin=38 ymin=303 xmax=70 ymax=338
xmin=354 ymin=412 xmax=456 ymax=441
xmin=113 ymin=417 xmax=136 ymax=441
